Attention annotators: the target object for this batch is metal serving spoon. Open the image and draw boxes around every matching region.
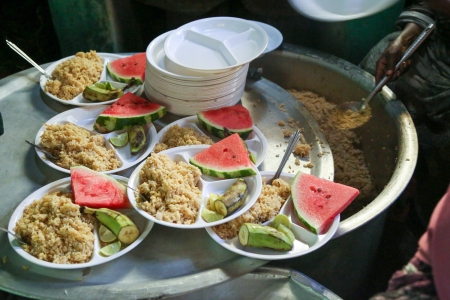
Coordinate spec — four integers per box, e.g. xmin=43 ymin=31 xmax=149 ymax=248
xmin=6 ymin=40 xmax=53 ymax=79
xmin=25 ymin=140 xmax=57 ymax=160
xmin=0 ymin=228 xmax=28 ymax=245
xmin=266 ymin=129 xmax=301 ymax=185
xmin=336 ymin=23 xmax=435 ymax=113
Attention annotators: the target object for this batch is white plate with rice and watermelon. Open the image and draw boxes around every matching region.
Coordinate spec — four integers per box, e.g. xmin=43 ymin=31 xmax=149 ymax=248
xmin=205 ymin=171 xmax=360 ymax=260
xmin=40 ymin=52 xmax=144 ymax=106
xmin=158 ymin=116 xmax=267 ymax=167
xmin=8 ymin=175 xmax=154 ymax=269
xmin=156 ymin=108 xmax=268 ymax=167
xmin=33 ymin=92 xmax=166 ymax=174
xmin=128 ymin=134 xmax=263 ymax=229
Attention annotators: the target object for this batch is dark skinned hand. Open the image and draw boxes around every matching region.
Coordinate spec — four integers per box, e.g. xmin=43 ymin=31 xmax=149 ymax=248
xmin=375 ymin=23 xmax=423 ymax=84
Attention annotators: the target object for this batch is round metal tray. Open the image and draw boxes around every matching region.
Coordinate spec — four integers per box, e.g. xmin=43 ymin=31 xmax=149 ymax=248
xmin=0 ymin=63 xmax=332 ymax=299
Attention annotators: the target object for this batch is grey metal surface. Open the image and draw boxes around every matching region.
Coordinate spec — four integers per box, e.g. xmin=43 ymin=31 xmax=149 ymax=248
xmin=167 ymin=266 xmax=343 ymax=300
xmin=0 ymin=56 xmax=333 ymax=299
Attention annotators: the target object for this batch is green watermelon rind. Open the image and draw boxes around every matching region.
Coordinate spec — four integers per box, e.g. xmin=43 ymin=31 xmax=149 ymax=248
xmin=197 ymin=113 xmax=253 ymax=140
xmin=294 ymin=210 xmax=320 ymax=235
xmin=95 ymin=106 xmax=167 ymax=133
xmin=107 ymin=63 xmax=144 ymax=85
xmin=189 ymin=157 xmax=257 ymax=179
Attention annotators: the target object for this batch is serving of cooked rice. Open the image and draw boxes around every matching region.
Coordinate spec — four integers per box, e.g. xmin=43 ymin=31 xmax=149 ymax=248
xmin=154 ymin=124 xmax=214 ymax=153
xmin=137 ymin=153 xmax=203 ymax=224
xmin=14 ymin=191 xmax=95 ymax=264
xmin=45 ymin=50 xmax=104 ymax=100
xmin=39 ymin=123 xmax=121 ymax=171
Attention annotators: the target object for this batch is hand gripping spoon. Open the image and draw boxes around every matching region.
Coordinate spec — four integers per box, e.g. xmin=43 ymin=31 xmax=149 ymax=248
xmin=332 ymin=23 xmax=435 ymax=129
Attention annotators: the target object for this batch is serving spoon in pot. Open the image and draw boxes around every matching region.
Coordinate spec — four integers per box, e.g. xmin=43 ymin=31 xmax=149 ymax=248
xmin=331 ymin=23 xmax=435 ymax=131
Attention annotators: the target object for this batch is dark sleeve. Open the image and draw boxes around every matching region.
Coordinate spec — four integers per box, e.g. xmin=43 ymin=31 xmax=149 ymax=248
xmin=396 ymin=1 xmax=436 ymax=29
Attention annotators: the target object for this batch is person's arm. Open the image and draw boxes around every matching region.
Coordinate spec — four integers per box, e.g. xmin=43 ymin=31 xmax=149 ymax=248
xmin=415 ymin=183 xmax=450 ymax=299
xmin=375 ymin=23 xmax=423 ymax=83
xmin=375 ymin=1 xmax=436 ymax=83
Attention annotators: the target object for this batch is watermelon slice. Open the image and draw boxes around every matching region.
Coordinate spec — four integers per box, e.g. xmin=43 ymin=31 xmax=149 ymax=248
xmin=189 ymin=133 xmax=257 ymax=179
xmin=107 ymin=52 xmax=146 ymax=85
xmin=197 ymin=105 xmax=253 ymax=139
xmin=291 ymin=172 xmax=359 ymax=234
xmin=94 ymin=92 xmax=166 ymax=133
xmin=70 ymin=166 xmax=131 ymax=209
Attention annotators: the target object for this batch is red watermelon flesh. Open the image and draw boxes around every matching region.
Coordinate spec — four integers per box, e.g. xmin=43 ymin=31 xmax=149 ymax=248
xmin=189 ymin=133 xmax=257 ymax=179
xmin=71 ymin=166 xmax=130 ymax=209
xmin=197 ymin=105 xmax=253 ymax=139
xmin=107 ymin=52 xmax=146 ymax=85
xmin=94 ymin=92 xmax=166 ymax=133
xmin=291 ymin=172 xmax=359 ymax=234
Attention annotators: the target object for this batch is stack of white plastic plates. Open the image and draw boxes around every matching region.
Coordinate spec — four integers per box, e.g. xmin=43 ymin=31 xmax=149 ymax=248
xmin=144 ymin=17 xmax=268 ymax=116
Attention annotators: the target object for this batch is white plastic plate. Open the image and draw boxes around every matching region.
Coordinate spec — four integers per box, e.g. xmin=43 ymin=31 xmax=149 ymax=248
xmin=205 ymin=171 xmax=340 ymax=260
xmin=287 ymin=0 xmax=401 ymax=22
xmin=164 ymin=17 xmax=268 ymax=73
xmin=8 ymin=176 xmax=154 ymax=269
xmin=128 ymin=145 xmax=263 ymax=229
xmin=34 ymin=106 xmax=157 ymax=174
xmin=40 ymin=53 xmax=141 ymax=106
xmin=251 ymin=21 xmax=283 ymax=54
xmin=156 ymin=115 xmax=267 ymax=167
xmin=146 ymin=30 xmax=247 ymax=81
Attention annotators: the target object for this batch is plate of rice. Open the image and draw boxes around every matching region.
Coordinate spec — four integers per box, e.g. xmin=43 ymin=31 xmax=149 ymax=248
xmin=39 ymin=51 xmax=141 ymax=106
xmin=154 ymin=115 xmax=268 ymax=167
xmin=33 ymin=106 xmax=157 ymax=174
xmin=8 ymin=176 xmax=153 ymax=269
xmin=128 ymin=145 xmax=263 ymax=229
xmin=205 ymin=171 xmax=339 ymax=260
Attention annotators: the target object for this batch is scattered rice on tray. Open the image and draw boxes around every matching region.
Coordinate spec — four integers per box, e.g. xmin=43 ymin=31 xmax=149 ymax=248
xmin=288 ymin=89 xmax=376 ymax=219
xmin=137 ymin=153 xmax=202 ymax=225
xmin=154 ymin=124 xmax=214 ymax=153
xmin=14 ymin=191 xmax=95 ymax=264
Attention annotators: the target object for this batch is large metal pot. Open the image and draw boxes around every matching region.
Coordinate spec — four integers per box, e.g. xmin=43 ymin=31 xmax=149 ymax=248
xmin=250 ymin=44 xmax=418 ymax=298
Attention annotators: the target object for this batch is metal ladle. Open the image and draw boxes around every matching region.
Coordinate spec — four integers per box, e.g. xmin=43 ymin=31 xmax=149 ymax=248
xmin=336 ymin=23 xmax=435 ymax=113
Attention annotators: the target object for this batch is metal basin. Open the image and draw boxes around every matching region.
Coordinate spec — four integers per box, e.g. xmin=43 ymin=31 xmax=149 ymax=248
xmin=250 ymin=44 xmax=418 ymax=298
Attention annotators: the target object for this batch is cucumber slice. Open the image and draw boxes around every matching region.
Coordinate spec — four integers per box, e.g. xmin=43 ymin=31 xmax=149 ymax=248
xmin=276 ymin=224 xmax=295 ymax=244
xmin=270 ymin=214 xmax=291 ymax=229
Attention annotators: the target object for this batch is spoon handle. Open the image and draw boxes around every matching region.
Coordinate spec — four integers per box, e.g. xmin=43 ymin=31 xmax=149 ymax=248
xmin=360 ymin=23 xmax=435 ymax=110
xmin=271 ymin=130 xmax=301 ymax=182
xmin=6 ymin=40 xmax=53 ymax=79
xmin=25 ymin=140 xmax=57 ymax=160
xmin=0 ymin=227 xmax=28 ymax=245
